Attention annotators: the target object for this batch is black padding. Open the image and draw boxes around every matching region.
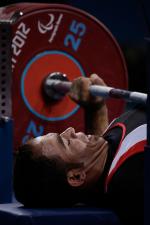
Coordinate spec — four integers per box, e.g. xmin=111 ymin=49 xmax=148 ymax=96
xmin=0 ymin=203 xmax=120 ymax=225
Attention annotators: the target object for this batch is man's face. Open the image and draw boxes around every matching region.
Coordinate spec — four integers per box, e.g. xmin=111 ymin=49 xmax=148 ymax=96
xmin=32 ymin=127 xmax=108 ymax=186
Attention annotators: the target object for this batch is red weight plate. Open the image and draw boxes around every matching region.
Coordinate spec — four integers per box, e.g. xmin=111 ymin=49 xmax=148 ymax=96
xmin=0 ymin=3 xmax=128 ymax=150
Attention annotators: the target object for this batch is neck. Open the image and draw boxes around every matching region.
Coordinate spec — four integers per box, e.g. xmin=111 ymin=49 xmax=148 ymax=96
xmin=84 ymin=138 xmax=109 ymax=186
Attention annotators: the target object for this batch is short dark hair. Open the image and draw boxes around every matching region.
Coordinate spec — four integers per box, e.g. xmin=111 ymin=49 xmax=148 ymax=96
xmin=13 ymin=143 xmax=97 ymax=207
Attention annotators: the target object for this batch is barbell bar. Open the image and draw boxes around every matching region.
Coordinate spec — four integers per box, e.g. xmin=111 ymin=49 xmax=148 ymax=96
xmin=44 ymin=73 xmax=147 ymax=105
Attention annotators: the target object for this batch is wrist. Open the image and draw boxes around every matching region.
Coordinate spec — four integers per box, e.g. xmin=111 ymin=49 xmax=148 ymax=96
xmin=84 ymin=100 xmax=106 ymax=111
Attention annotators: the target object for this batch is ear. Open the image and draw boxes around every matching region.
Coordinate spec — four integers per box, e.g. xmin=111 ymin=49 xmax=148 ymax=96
xmin=67 ymin=168 xmax=86 ymax=187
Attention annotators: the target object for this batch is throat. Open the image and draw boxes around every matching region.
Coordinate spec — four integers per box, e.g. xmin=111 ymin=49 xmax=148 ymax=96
xmin=85 ymin=140 xmax=108 ymax=184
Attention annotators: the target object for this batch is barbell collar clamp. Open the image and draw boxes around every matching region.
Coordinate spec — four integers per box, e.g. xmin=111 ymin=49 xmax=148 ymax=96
xmin=43 ymin=72 xmax=69 ymax=101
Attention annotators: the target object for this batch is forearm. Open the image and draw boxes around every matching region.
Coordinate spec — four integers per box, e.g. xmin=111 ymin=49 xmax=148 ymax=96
xmin=69 ymin=74 xmax=109 ymax=135
xmin=84 ymin=103 xmax=109 ymax=135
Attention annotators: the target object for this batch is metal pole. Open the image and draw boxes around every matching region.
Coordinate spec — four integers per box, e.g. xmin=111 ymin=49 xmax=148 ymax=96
xmin=0 ymin=118 xmax=13 ymax=203
xmin=44 ymin=77 xmax=147 ymax=104
xmin=0 ymin=21 xmax=13 ymax=203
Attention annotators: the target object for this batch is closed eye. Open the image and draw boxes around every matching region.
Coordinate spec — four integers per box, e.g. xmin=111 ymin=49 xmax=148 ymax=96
xmin=59 ymin=135 xmax=71 ymax=147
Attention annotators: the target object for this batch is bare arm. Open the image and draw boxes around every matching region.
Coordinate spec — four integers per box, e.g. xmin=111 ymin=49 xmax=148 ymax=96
xmin=84 ymin=102 xmax=108 ymax=135
xmin=68 ymin=74 xmax=109 ymax=135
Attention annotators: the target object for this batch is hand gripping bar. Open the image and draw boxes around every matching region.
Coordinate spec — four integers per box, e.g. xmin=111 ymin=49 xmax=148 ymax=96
xmin=44 ymin=77 xmax=147 ymax=104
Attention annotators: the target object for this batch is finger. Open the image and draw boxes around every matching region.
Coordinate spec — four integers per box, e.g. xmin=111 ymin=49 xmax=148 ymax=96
xmin=68 ymin=77 xmax=83 ymax=102
xmin=68 ymin=77 xmax=91 ymax=103
xmin=79 ymin=77 xmax=92 ymax=101
xmin=90 ymin=74 xmax=107 ymax=86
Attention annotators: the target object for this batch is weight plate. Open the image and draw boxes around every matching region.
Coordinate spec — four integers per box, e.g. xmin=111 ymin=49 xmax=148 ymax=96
xmin=0 ymin=3 xmax=128 ymax=150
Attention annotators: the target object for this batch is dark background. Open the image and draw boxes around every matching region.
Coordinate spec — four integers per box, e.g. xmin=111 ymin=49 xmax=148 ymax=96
xmin=0 ymin=0 xmax=149 ymax=94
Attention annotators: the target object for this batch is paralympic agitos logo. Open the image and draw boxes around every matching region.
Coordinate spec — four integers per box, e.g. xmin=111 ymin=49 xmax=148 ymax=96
xmin=37 ymin=13 xmax=63 ymax=43
xmin=38 ymin=14 xmax=55 ymax=34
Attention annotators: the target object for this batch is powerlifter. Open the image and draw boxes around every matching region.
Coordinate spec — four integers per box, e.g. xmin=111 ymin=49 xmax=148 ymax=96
xmin=14 ymin=74 xmax=145 ymax=225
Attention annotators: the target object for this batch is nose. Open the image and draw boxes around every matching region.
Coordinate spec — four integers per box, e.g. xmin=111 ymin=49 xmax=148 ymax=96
xmin=61 ymin=127 xmax=76 ymax=138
